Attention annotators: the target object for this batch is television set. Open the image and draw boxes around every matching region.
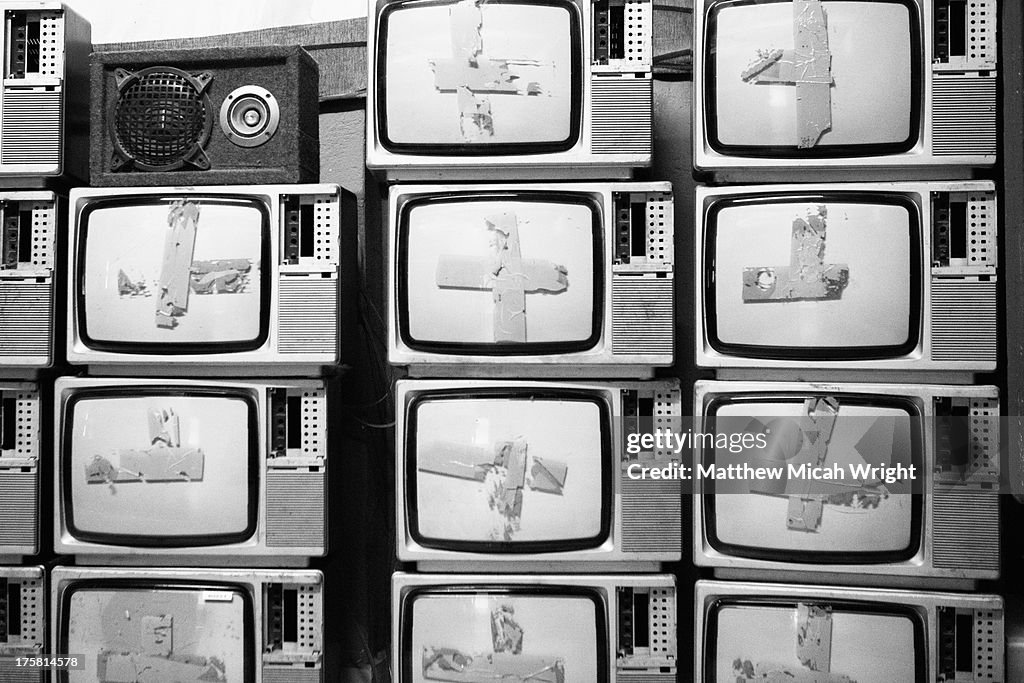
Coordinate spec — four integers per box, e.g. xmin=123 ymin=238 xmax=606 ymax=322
xmin=0 ymin=191 xmax=56 ymax=370
xmin=0 ymin=565 xmax=45 ymax=683
xmin=693 ymin=380 xmax=999 ymax=587
xmin=65 ymin=184 xmax=355 ymax=375
xmin=696 ymin=181 xmax=997 ymax=373
xmin=695 ymin=580 xmax=1004 ymax=683
xmin=388 ymin=182 xmax=674 ymax=377
xmin=51 ymin=566 xmax=323 ymax=682
xmin=53 ymin=377 xmax=328 ymax=564
xmin=393 ymin=572 xmax=677 ymax=682
xmin=367 ymin=0 xmax=653 ymax=180
xmin=693 ymin=0 xmax=997 ymax=180
xmin=0 ymin=2 xmax=89 ymax=183
xmin=0 ymin=383 xmax=39 ymax=560
xmin=396 ymin=378 xmax=682 ymax=570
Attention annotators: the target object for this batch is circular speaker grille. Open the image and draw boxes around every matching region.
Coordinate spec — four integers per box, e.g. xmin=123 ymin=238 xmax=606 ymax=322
xmin=113 ymin=68 xmax=212 ymax=170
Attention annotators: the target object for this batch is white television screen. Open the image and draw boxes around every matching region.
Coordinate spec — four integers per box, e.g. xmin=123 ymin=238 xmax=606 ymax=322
xmin=80 ymin=198 xmax=266 ymax=347
xmin=381 ymin=0 xmax=578 ymax=148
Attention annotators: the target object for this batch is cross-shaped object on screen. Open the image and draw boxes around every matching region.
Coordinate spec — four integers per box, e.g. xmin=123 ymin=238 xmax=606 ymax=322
xmin=742 ymin=205 xmax=849 ymax=303
xmin=429 ymin=0 xmax=542 ymax=141
xmin=435 ymin=211 xmax=568 ymax=343
xmin=741 ymin=0 xmax=834 ymax=148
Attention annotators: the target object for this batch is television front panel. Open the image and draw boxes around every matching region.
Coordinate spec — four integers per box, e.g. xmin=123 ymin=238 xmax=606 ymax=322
xmin=0 ymin=566 xmax=45 ymax=683
xmin=66 ymin=184 xmax=351 ymax=375
xmin=0 ymin=192 xmax=56 ymax=370
xmin=695 ymin=580 xmax=1004 ymax=683
xmin=393 ymin=572 xmax=677 ymax=682
xmin=389 ymin=182 xmax=674 ymax=377
xmin=368 ymin=0 xmax=653 ymax=180
xmin=0 ymin=384 xmax=39 ymax=560
xmin=694 ymin=380 xmax=999 ymax=586
xmin=0 ymin=2 xmax=89 ymax=182
xmin=694 ymin=0 xmax=997 ymax=178
xmin=396 ymin=378 xmax=682 ymax=570
xmin=51 ymin=566 xmax=323 ymax=683
xmin=54 ymin=377 xmax=328 ymax=563
xmin=696 ymin=181 xmax=997 ymax=372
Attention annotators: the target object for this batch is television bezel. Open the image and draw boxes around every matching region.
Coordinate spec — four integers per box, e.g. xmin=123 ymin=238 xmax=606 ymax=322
xmin=373 ymin=0 xmax=585 ymax=157
xmin=701 ymin=0 xmax=924 ymax=159
xmin=399 ymin=583 xmax=610 ymax=683
xmin=701 ymin=595 xmax=928 ymax=683
xmin=403 ymin=386 xmax=614 ymax=554
xmin=702 ymin=190 xmax=923 ymax=360
xmin=396 ymin=190 xmax=605 ymax=356
xmin=700 ymin=391 xmax=925 ymax=564
xmin=55 ymin=578 xmax=255 ymax=683
xmin=60 ymin=385 xmax=261 ymax=548
xmin=74 ymin=194 xmax=273 ymax=355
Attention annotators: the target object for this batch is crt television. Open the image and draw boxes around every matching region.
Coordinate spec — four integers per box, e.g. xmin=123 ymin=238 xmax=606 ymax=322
xmin=51 ymin=566 xmax=323 ymax=683
xmin=694 ymin=380 xmax=999 ymax=587
xmin=66 ymin=184 xmax=354 ymax=375
xmin=696 ymin=181 xmax=997 ymax=372
xmin=367 ymin=0 xmax=653 ymax=180
xmin=0 ymin=2 xmax=89 ymax=182
xmin=0 ymin=191 xmax=56 ymax=370
xmin=396 ymin=378 xmax=682 ymax=570
xmin=0 ymin=383 xmax=39 ymax=560
xmin=693 ymin=0 xmax=997 ymax=179
xmin=54 ymin=377 xmax=328 ymax=564
xmin=389 ymin=181 xmax=674 ymax=377
xmin=0 ymin=565 xmax=45 ymax=682
xmin=695 ymin=579 xmax=1004 ymax=683
xmin=393 ymin=572 xmax=677 ymax=682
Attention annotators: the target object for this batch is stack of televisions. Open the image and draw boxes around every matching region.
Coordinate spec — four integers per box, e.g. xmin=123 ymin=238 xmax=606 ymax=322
xmin=691 ymin=1 xmax=1005 ymax=682
xmin=369 ymin=0 xmax=681 ymax=679
xmin=367 ymin=1 xmax=1007 ymax=682
xmin=1 ymin=2 xmax=347 ymax=680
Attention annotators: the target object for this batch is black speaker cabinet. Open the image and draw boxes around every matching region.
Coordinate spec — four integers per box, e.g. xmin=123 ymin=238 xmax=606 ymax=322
xmin=90 ymin=46 xmax=319 ymax=186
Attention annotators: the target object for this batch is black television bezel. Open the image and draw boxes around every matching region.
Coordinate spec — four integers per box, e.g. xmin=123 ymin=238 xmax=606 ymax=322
xmin=702 ymin=596 xmax=927 ymax=682
xmin=701 ymin=392 xmax=924 ymax=564
xmin=400 ymin=584 xmax=610 ymax=682
xmin=375 ymin=0 xmax=584 ymax=156
xmin=76 ymin=195 xmax=273 ymax=355
xmin=61 ymin=386 xmax=261 ymax=548
xmin=396 ymin=191 xmax=605 ymax=356
xmin=404 ymin=387 xmax=614 ymax=554
xmin=702 ymin=0 xmax=923 ymax=158
xmin=703 ymin=191 xmax=923 ymax=360
xmin=55 ymin=579 xmax=255 ymax=683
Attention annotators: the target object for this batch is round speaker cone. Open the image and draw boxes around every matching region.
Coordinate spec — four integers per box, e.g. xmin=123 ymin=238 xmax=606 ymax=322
xmin=112 ymin=67 xmax=213 ymax=171
xmin=220 ymin=86 xmax=280 ymax=147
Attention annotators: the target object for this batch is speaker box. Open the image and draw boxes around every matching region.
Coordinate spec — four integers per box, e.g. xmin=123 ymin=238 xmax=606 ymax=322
xmin=90 ymin=45 xmax=319 ymax=186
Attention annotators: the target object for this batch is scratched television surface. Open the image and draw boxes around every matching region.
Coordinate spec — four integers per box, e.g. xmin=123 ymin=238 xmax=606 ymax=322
xmin=710 ymin=401 xmax=914 ymax=554
xmin=713 ymin=603 xmax=917 ymax=682
xmin=67 ymin=396 xmax=252 ymax=538
xmin=711 ymin=1 xmax=913 ymax=148
xmin=82 ymin=201 xmax=263 ymax=344
xmin=382 ymin=0 xmax=574 ymax=145
xmin=411 ymin=593 xmax=599 ymax=683
xmin=404 ymin=199 xmax=595 ymax=345
xmin=413 ymin=397 xmax=603 ymax=543
xmin=712 ymin=201 xmax=912 ymax=348
xmin=66 ymin=586 xmax=246 ymax=682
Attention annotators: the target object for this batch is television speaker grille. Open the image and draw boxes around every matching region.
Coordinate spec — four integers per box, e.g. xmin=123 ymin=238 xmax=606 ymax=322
xmin=930 ymin=279 xmax=996 ymax=361
xmin=591 ymin=76 xmax=652 ymax=154
xmin=931 ymin=75 xmax=997 ymax=156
